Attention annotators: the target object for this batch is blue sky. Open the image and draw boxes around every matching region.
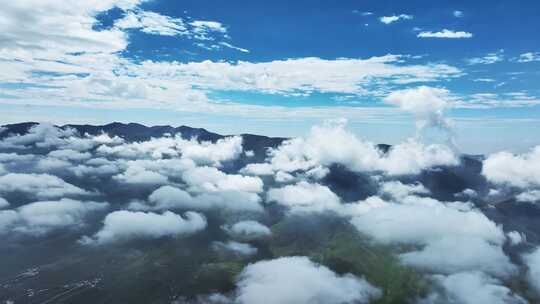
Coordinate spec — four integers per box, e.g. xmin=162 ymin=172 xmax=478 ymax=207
xmin=0 ymin=0 xmax=539 ymax=153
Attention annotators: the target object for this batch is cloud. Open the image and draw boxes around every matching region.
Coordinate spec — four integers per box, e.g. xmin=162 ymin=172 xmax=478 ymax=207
xmin=145 ymin=185 xmax=263 ymax=212
xmin=517 ymin=190 xmax=540 ymax=203
xmin=482 ymin=146 xmax=540 ymax=188
xmin=399 ymin=236 xmax=516 ymax=277
xmin=349 ymin=195 xmax=516 ymax=278
xmin=235 ymin=256 xmax=381 ymax=304
xmin=453 ymin=10 xmax=464 ymax=18
xmin=379 ymin=14 xmax=413 ymax=24
xmin=0 ymin=197 xmax=9 ymax=209
xmin=424 ymin=271 xmax=527 ymax=304
xmin=113 ymin=165 xmax=169 ymax=185
xmin=218 ymin=42 xmax=250 ymax=53
xmin=417 ymin=29 xmax=473 ymax=38
xmin=212 ymin=241 xmax=257 ymax=256
xmin=80 ymin=210 xmax=206 ymax=245
xmin=0 ymin=198 xmax=108 ymax=236
xmin=467 ymin=50 xmax=505 ymax=65
xmin=115 ymin=10 xmax=188 ymax=36
xmin=523 ymin=248 xmax=540 ymax=295
xmin=247 ymin=119 xmax=458 ymax=177
xmin=514 ymin=52 xmax=540 ymax=63
xmin=222 ymin=220 xmax=271 ymax=241
xmin=384 ymin=86 xmax=452 ymax=133
xmin=182 ymin=167 xmax=263 ymax=193
xmin=267 ymin=182 xmax=342 ymax=213
xmin=379 ymin=181 xmax=429 ymax=200
xmin=0 ymin=173 xmax=90 ymax=199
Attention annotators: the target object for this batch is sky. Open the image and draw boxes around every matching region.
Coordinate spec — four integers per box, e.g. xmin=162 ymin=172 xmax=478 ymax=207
xmin=1 ymin=0 xmax=540 ymax=153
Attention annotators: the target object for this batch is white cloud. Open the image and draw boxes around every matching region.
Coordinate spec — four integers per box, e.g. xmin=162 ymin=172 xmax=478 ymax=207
xmin=384 ymin=86 xmax=452 ymax=132
xmin=399 ymin=236 xmax=516 ymax=277
xmin=212 ymin=241 xmax=257 ymax=256
xmin=0 ymin=197 xmax=9 ymax=209
xmin=482 ymin=146 xmax=540 ymax=188
xmin=80 ymin=210 xmax=206 ymax=245
xmin=379 ymin=181 xmax=429 ymax=200
xmin=267 ymin=182 xmax=342 ymax=213
xmin=514 ymin=52 xmax=540 ymax=63
xmin=218 ymin=42 xmax=250 ymax=53
xmin=248 ymin=119 xmax=458 ymax=176
xmin=453 ymin=10 xmax=464 ymax=18
xmin=235 ymin=256 xmax=381 ymax=304
xmin=517 ymin=190 xmax=540 ymax=203
xmin=379 ymin=14 xmax=413 ymax=24
xmin=145 ymin=185 xmax=263 ymax=212
xmin=0 ymin=199 xmax=108 ymax=235
xmin=13 ymin=199 xmax=109 ymax=235
xmin=349 ymin=195 xmax=516 ymax=278
xmin=115 ymin=10 xmax=188 ymax=36
xmin=113 ymin=165 xmax=169 ymax=185
xmin=467 ymin=50 xmax=505 ymax=65
xmin=182 ymin=166 xmax=263 ymax=193
xmin=223 ymin=220 xmax=271 ymax=241
xmin=350 ymin=197 xmax=504 ymax=246
xmin=425 ymin=271 xmax=527 ymax=304
xmin=417 ymin=29 xmax=473 ymax=39
xmin=506 ymin=231 xmax=525 ymax=245
xmin=0 ymin=173 xmax=90 ymax=199
xmin=523 ymin=247 xmax=540 ymax=294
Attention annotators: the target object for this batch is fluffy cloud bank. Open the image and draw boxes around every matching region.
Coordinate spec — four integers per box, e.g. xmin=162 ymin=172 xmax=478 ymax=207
xmin=523 ymin=248 xmax=540 ymax=295
xmin=223 ymin=220 xmax=271 ymax=241
xmin=243 ymin=119 xmax=458 ymax=177
xmin=0 ymin=173 xmax=90 ymax=199
xmin=0 ymin=199 xmax=108 ymax=236
xmin=81 ymin=210 xmax=207 ymax=245
xmin=235 ymin=257 xmax=381 ymax=304
xmin=424 ymin=271 xmax=527 ymax=304
xmin=384 ymin=86 xmax=452 ymax=133
xmin=483 ymin=146 xmax=540 ymax=188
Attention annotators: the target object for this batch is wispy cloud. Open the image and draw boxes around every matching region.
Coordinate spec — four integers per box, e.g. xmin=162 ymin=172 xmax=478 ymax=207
xmin=379 ymin=14 xmax=413 ymax=24
xmin=467 ymin=50 xmax=504 ymax=65
xmin=417 ymin=29 xmax=473 ymax=38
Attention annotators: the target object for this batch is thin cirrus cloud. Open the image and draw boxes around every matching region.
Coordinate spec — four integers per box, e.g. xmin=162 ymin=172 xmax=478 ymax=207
xmin=417 ymin=29 xmax=473 ymax=38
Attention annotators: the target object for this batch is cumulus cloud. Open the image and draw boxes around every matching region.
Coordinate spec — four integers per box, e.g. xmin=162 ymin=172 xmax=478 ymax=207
xmin=379 ymin=14 xmax=413 ymax=24
xmin=97 ymin=135 xmax=243 ymax=166
xmin=80 ymin=210 xmax=206 ymax=245
xmin=399 ymin=236 xmax=516 ymax=277
xmin=245 ymin=119 xmax=458 ymax=177
xmin=0 ymin=199 xmax=108 ymax=236
xmin=0 ymin=197 xmax=9 ymax=209
xmin=113 ymin=165 xmax=169 ymax=185
xmin=523 ymin=247 xmax=540 ymax=294
xmin=0 ymin=173 xmax=90 ymax=199
xmin=482 ymin=146 xmax=540 ymax=188
xmin=417 ymin=29 xmax=473 ymax=38
xmin=384 ymin=86 xmax=453 ymax=136
xmin=267 ymin=182 xmax=342 ymax=213
xmin=182 ymin=166 xmax=263 ymax=193
xmin=349 ymin=194 xmax=516 ymax=278
xmin=223 ymin=220 xmax=271 ymax=241
xmin=379 ymin=181 xmax=429 ymax=200
xmin=212 ymin=241 xmax=257 ymax=257
xmin=424 ymin=271 xmax=527 ymax=304
xmin=144 ymin=185 xmax=263 ymax=212
xmin=235 ymin=257 xmax=381 ymax=304
xmin=517 ymin=190 xmax=540 ymax=203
